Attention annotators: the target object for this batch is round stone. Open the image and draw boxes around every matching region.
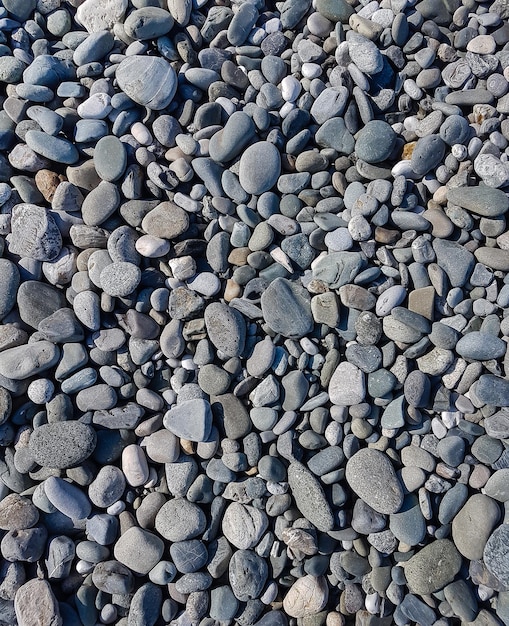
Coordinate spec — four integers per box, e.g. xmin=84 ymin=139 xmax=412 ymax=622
xmin=94 ymin=135 xmax=127 ymax=182
xmin=239 ymin=142 xmax=281 ymax=195
xmin=355 ymin=120 xmax=397 ymax=163
xmin=116 ymin=56 xmax=177 ymax=110
xmin=29 ymin=421 xmax=96 ymax=469
xmin=155 ymin=498 xmax=207 ymax=541
xmin=404 ymin=540 xmax=462 ymax=595
xmin=100 ymin=262 xmax=141 ymax=297
xmin=346 ymin=448 xmax=404 ymax=514
xmin=114 ymin=527 xmax=164 ymax=575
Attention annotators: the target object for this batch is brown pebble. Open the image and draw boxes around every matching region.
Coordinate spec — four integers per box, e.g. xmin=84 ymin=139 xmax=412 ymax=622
xmin=35 ymin=169 xmax=66 ymax=202
xmin=469 ymin=464 xmax=490 ymax=489
xmin=402 ymin=142 xmax=416 ymax=159
xmin=374 ymin=227 xmax=399 ymax=244
xmin=422 ymin=208 xmax=454 ymax=238
xmin=224 ymin=279 xmax=242 ymax=302
xmin=228 ymin=247 xmax=250 ymax=266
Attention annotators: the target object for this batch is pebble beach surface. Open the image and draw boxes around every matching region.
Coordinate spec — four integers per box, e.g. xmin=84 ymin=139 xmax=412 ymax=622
xmin=1 ymin=0 xmax=509 ymax=624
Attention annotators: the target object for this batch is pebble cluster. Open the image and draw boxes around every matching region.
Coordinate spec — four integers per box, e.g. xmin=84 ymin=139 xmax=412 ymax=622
xmin=1 ymin=0 xmax=509 ymax=624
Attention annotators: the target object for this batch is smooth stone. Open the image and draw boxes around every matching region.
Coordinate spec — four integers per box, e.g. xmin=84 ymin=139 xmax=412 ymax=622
xmin=410 ymin=134 xmax=446 ymax=176
xmin=283 ymin=575 xmax=328 ymax=618
xmin=475 ymin=247 xmax=509 ymax=271
xmin=476 ymin=374 xmax=509 ymax=406
xmin=432 ymin=239 xmax=474 ymax=287
xmin=25 ymin=130 xmax=78 ymax=165
xmin=128 ymin=583 xmax=162 ymax=626
xmin=447 ymin=186 xmax=509 ymax=217
xmin=229 ymin=550 xmax=268 ymax=601
xmin=124 ymin=7 xmax=173 ymax=40
xmin=453 ymin=488 xmax=499 ymax=556
xmin=116 ymin=56 xmax=177 ymax=110
xmin=316 ymin=0 xmax=353 ymax=22
xmin=163 ymin=398 xmax=212 ymax=442
xmin=23 ymin=54 xmax=75 ymax=88
xmin=315 ymin=118 xmax=354 ymax=154
xmin=14 ymin=580 xmax=61 ymax=626
xmin=222 ymin=503 xmax=268 ymax=549
xmin=29 ymin=421 xmax=96 ymax=469
xmin=94 ymin=135 xmax=127 ymax=182
xmin=346 ymin=448 xmax=404 ymax=514
xmin=141 ymin=201 xmax=189 ymax=240
xmin=9 ymin=203 xmax=62 ymax=261
xmin=456 ymin=331 xmax=506 ymax=361
xmin=389 ymin=495 xmax=426 ymax=546
xmin=261 ymin=277 xmax=313 ymax=339
xmin=287 ymin=462 xmax=334 ymax=531
xmin=484 ymin=524 xmax=509 ymax=587
xmin=88 ymin=466 xmax=125 ymax=508
xmin=155 ymin=498 xmax=207 ymax=541
xmin=209 ymin=111 xmax=256 ymax=163
xmin=484 ymin=469 xmax=509 ymax=502
xmin=170 ymin=540 xmax=208 ymax=573
xmin=329 ymin=362 xmax=365 ymax=406
xmin=0 ymin=259 xmax=19 ymax=320
xmin=0 ymin=341 xmax=59 ymax=380
xmin=239 ymin=142 xmax=281 ymax=195
xmin=404 ymin=540 xmax=462 ymax=594
xmin=355 ymin=120 xmax=397 ymax=164
xmin=204 ymin=302 xmax=246 ymax=357
xmin=45 ymin=476 xmax=92 ymax=520
xmin=114 ymin=527 xmax=164 ymax=575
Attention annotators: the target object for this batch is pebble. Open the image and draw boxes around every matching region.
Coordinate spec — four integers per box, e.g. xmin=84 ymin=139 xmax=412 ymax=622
xmin=113 ymin=527 xmax=164 ymax=575
xmin=346 ymin=449 xmax=404 ymax=514
xmin=0 ymin=0 xmax=509 ymax=623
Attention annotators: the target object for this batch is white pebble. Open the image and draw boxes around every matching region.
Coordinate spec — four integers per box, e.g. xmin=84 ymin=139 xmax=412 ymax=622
xmin=281 ymin=75 xmax=301 ymax=102
xmin=264 ymin=17 xmax=281 ymax=32
xmin=365 ymin=593 xmax=380 ymax=614
xmin=279 ymin=101 xmax=295 ymax=118
xmin=27 ymin=379 xmax=55 ymax=404
xmin=131 ymin=122 xmax=153 ymax=146
xmin=76 ymin=560 xmax=94 ymax=575
xmin=122 ymin=444 xmax=149 ymax=487
xmin=431 ymin=417 xmax=447 ymax=439
xmin=135 ymin=235 xmax=171 ymax=258
xmin=215 ymin=97 xmax=236 ymax=116
xmin=302 ymin=62 xmax=322 ymax=78
xmin=76 ymin=92 xmax=112 ymax=119
xmin=451 ymin=143 xmax=467 ymax=160
xmin=187 ymin=272 xmax=221 ymax=296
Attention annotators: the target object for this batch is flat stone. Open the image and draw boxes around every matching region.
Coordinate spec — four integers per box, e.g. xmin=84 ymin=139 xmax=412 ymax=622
xmin=484 ymin=524 xmax=509 ymax=587
xmin=448 ymin=186 xmax=509 ymax=217
xmin=355 ymin=120 xmax=397 ymax=163
xmin=14 ymin=580 xmax=62 ymax=626
xmin=88 ymin=465 xmax=126 ymax=508
xmin=92 ymin=561 xmax=134 ymax=595
xmin=116 ymin=56 xmax=177 ymax=110
xmin=456 ymin=331 xmax=506 ymax=361
xmin=283 ymin=575 xmax=329 ymax=618
xmin=9 ymin=204 xmax=62 ymax=261
xmin=475 ymin=247 xmax=509 ymax=271
xmin=94 ymin=135 xmax=127 ymax=182
xmin=25 ymin=130 xmax=79 ymax=165
xmin=170 ymin=540 xmax=208 ymax=573
xmin=141 ymin=201 xmax=189 ymax=240
xmin=29 ymin=421 xmax=96 ymax=469
xmin=329 ymin=362 xmax=365 ymax=405
xmin=346 ymin=448 xmax=404 ymax=514
xmin=432 ymin=239 xmax=474 ymax=287
xmin=404 ymin=539 xmax=462 ymax=595
xmin=0 ymin=341 xmax=60 ymax=381
xmin=114 ymin=527 xmax=164 ymax=575
xmin=163 ymin=398 xmax=212 ymax=442
xmin=76 ymin=0 xmax=128 ymax=32
xmin=261 ymin=277 xmax=313 ymax=339
xmin=44 ymin=476 xmax=92 ymax=520
xmin=475 ymin=374 xmax=509 ymax=406
xmin=287 ymin=462 xmax=334 ymax=531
